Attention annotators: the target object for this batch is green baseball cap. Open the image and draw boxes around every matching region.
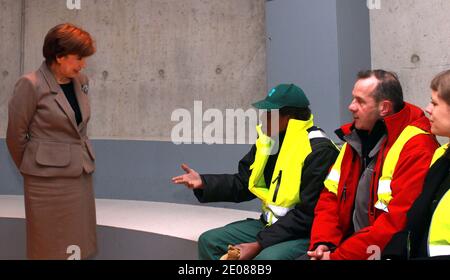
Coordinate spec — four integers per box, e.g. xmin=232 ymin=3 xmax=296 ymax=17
xmin=252 ymin=84 xmax=310 ymax=110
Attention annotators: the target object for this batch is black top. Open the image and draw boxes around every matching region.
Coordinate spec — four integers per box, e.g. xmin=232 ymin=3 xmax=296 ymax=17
xmin=194 ymin=127 xmax=339 ymax=248
xmin=263 ymin=131 xmax=286 ymax=187
xmin=60 ymin=81 xmax=82 ymax=125
xmin=383 ymin=151 xmax=450 ymax=259
xmin=356 ymin=120 xmax=386 ymax=169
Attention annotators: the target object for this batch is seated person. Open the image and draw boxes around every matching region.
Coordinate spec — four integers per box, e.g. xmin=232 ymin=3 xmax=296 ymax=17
xmin=307 ymin=70 xmax=438 ymax=260
xmin=172 ymin=84 xmax=338 ymax=260
xmin=383 ymin=70 xmax=450 ymax=259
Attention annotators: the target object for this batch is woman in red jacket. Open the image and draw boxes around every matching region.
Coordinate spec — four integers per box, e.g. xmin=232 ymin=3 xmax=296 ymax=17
xmin=383 ymin=70 xmax=450 ymax=259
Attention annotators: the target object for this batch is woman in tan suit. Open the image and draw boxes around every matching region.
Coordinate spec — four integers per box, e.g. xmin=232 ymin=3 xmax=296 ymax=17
xmin=6 ymin=23 xmax=97 ymax=260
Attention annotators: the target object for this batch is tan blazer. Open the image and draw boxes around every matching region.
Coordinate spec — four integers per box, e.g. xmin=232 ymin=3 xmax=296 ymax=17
xmin=6 ymin=62 xmax=95 ymax=178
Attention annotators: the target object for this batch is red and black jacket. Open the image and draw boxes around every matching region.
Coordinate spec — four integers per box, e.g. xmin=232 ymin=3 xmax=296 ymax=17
xmin=310 ymin=103 xmax=439 ymax=260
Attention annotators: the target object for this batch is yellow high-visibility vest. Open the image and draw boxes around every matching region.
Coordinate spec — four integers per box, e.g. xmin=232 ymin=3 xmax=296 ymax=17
xmin=430 ymin=143 xmax=449 ymax=166
xmin=324 ymin=125 xmax=428 ymax=213
xmin=428 ymin=143 xmax=450 ymax=257
xmin=248 ymin=115 xmax=330 ymax=225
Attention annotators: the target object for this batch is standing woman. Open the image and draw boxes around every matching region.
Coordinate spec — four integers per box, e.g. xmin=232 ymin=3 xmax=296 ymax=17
xmin=383 ymin=70 xmax=450 ymax=259
xmin=6 ymin=23 xmax=97 ymax=260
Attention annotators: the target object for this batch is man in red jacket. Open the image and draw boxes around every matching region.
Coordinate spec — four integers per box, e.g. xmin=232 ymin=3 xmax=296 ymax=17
xmin=307 ymin=70 xmax=439 ymax=260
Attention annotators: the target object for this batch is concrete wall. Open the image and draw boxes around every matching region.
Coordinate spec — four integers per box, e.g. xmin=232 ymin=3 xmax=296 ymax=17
xmin=0 ymin=0 xmax=22 ymax=133
xmin=0 ymin=139 xmax=259 ymax=211
xmin=0 ymin=0 xmax=264 ymax=211
xmin=266 ymin=0 xmax=340 ymax=137
xmin=370 ymin=0 xmax=450 ymax=110
xmin=1 ymin=0 xmax=267 ymax=141
xmin=336 ymin=0 xmax=371 ymax=126
xmin=266 ymin=0 xmax=371 ymax=138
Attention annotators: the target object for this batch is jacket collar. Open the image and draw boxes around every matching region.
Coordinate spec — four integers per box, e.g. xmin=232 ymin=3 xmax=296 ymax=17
xmin=344 ymin=121 xmax=387 ymax=158
xmin=286 ymin=114 xmax=315 ymax=133
xmin=39 ymin=62 xmax=87 ymax=133
xmin=39 ymin=61 xmax=64 ymax=95
xmin=336 ymin=102 xmax=431 ymax=146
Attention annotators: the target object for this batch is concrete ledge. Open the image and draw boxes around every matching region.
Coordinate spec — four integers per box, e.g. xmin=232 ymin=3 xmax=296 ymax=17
xmin=0 ymin=218 xmax=199 ymax=260
xmin=0 ymin=195 xmax=259 ymax=241
xmin=0 ymin=195 xmax=259 ymax=259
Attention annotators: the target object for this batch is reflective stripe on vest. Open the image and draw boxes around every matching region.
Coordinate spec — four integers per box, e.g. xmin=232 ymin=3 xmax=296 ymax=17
xmin=430 ymin=144 xmax=449 ymax=167
xmin=324 ymin=143 xmax=347 ymax=195
xmin=248 ymin=115 xmax=330 ymax=225
xmin=324 ymin=126 xmax=427 ymax=213
xmin=375 ymin=126 xmax=428 ymax=212
xmin=428 ymin=188 xmax=450 ymax=257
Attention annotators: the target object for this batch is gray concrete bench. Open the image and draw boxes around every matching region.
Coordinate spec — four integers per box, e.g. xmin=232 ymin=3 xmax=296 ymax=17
xmin=0 ymin=195 xmax=259 ymax=259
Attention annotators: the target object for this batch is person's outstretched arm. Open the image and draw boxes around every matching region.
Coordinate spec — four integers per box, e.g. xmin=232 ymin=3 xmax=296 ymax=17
xmin=172 ymin=145 xmax=257 ymax=203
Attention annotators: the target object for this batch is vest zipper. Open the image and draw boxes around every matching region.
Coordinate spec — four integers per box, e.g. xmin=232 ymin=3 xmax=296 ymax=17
xmin=272 ymin=170 xmax=283 ymax=203
xmin=370 ymin=169 xmax=377 ymax=216
xmin=342 ymin=153 xmax=357 ymax=202
xmin=370 ymin=141 xmax=386 ymax=216
xmin=341 ymin=185 xmax=347 ymax=202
